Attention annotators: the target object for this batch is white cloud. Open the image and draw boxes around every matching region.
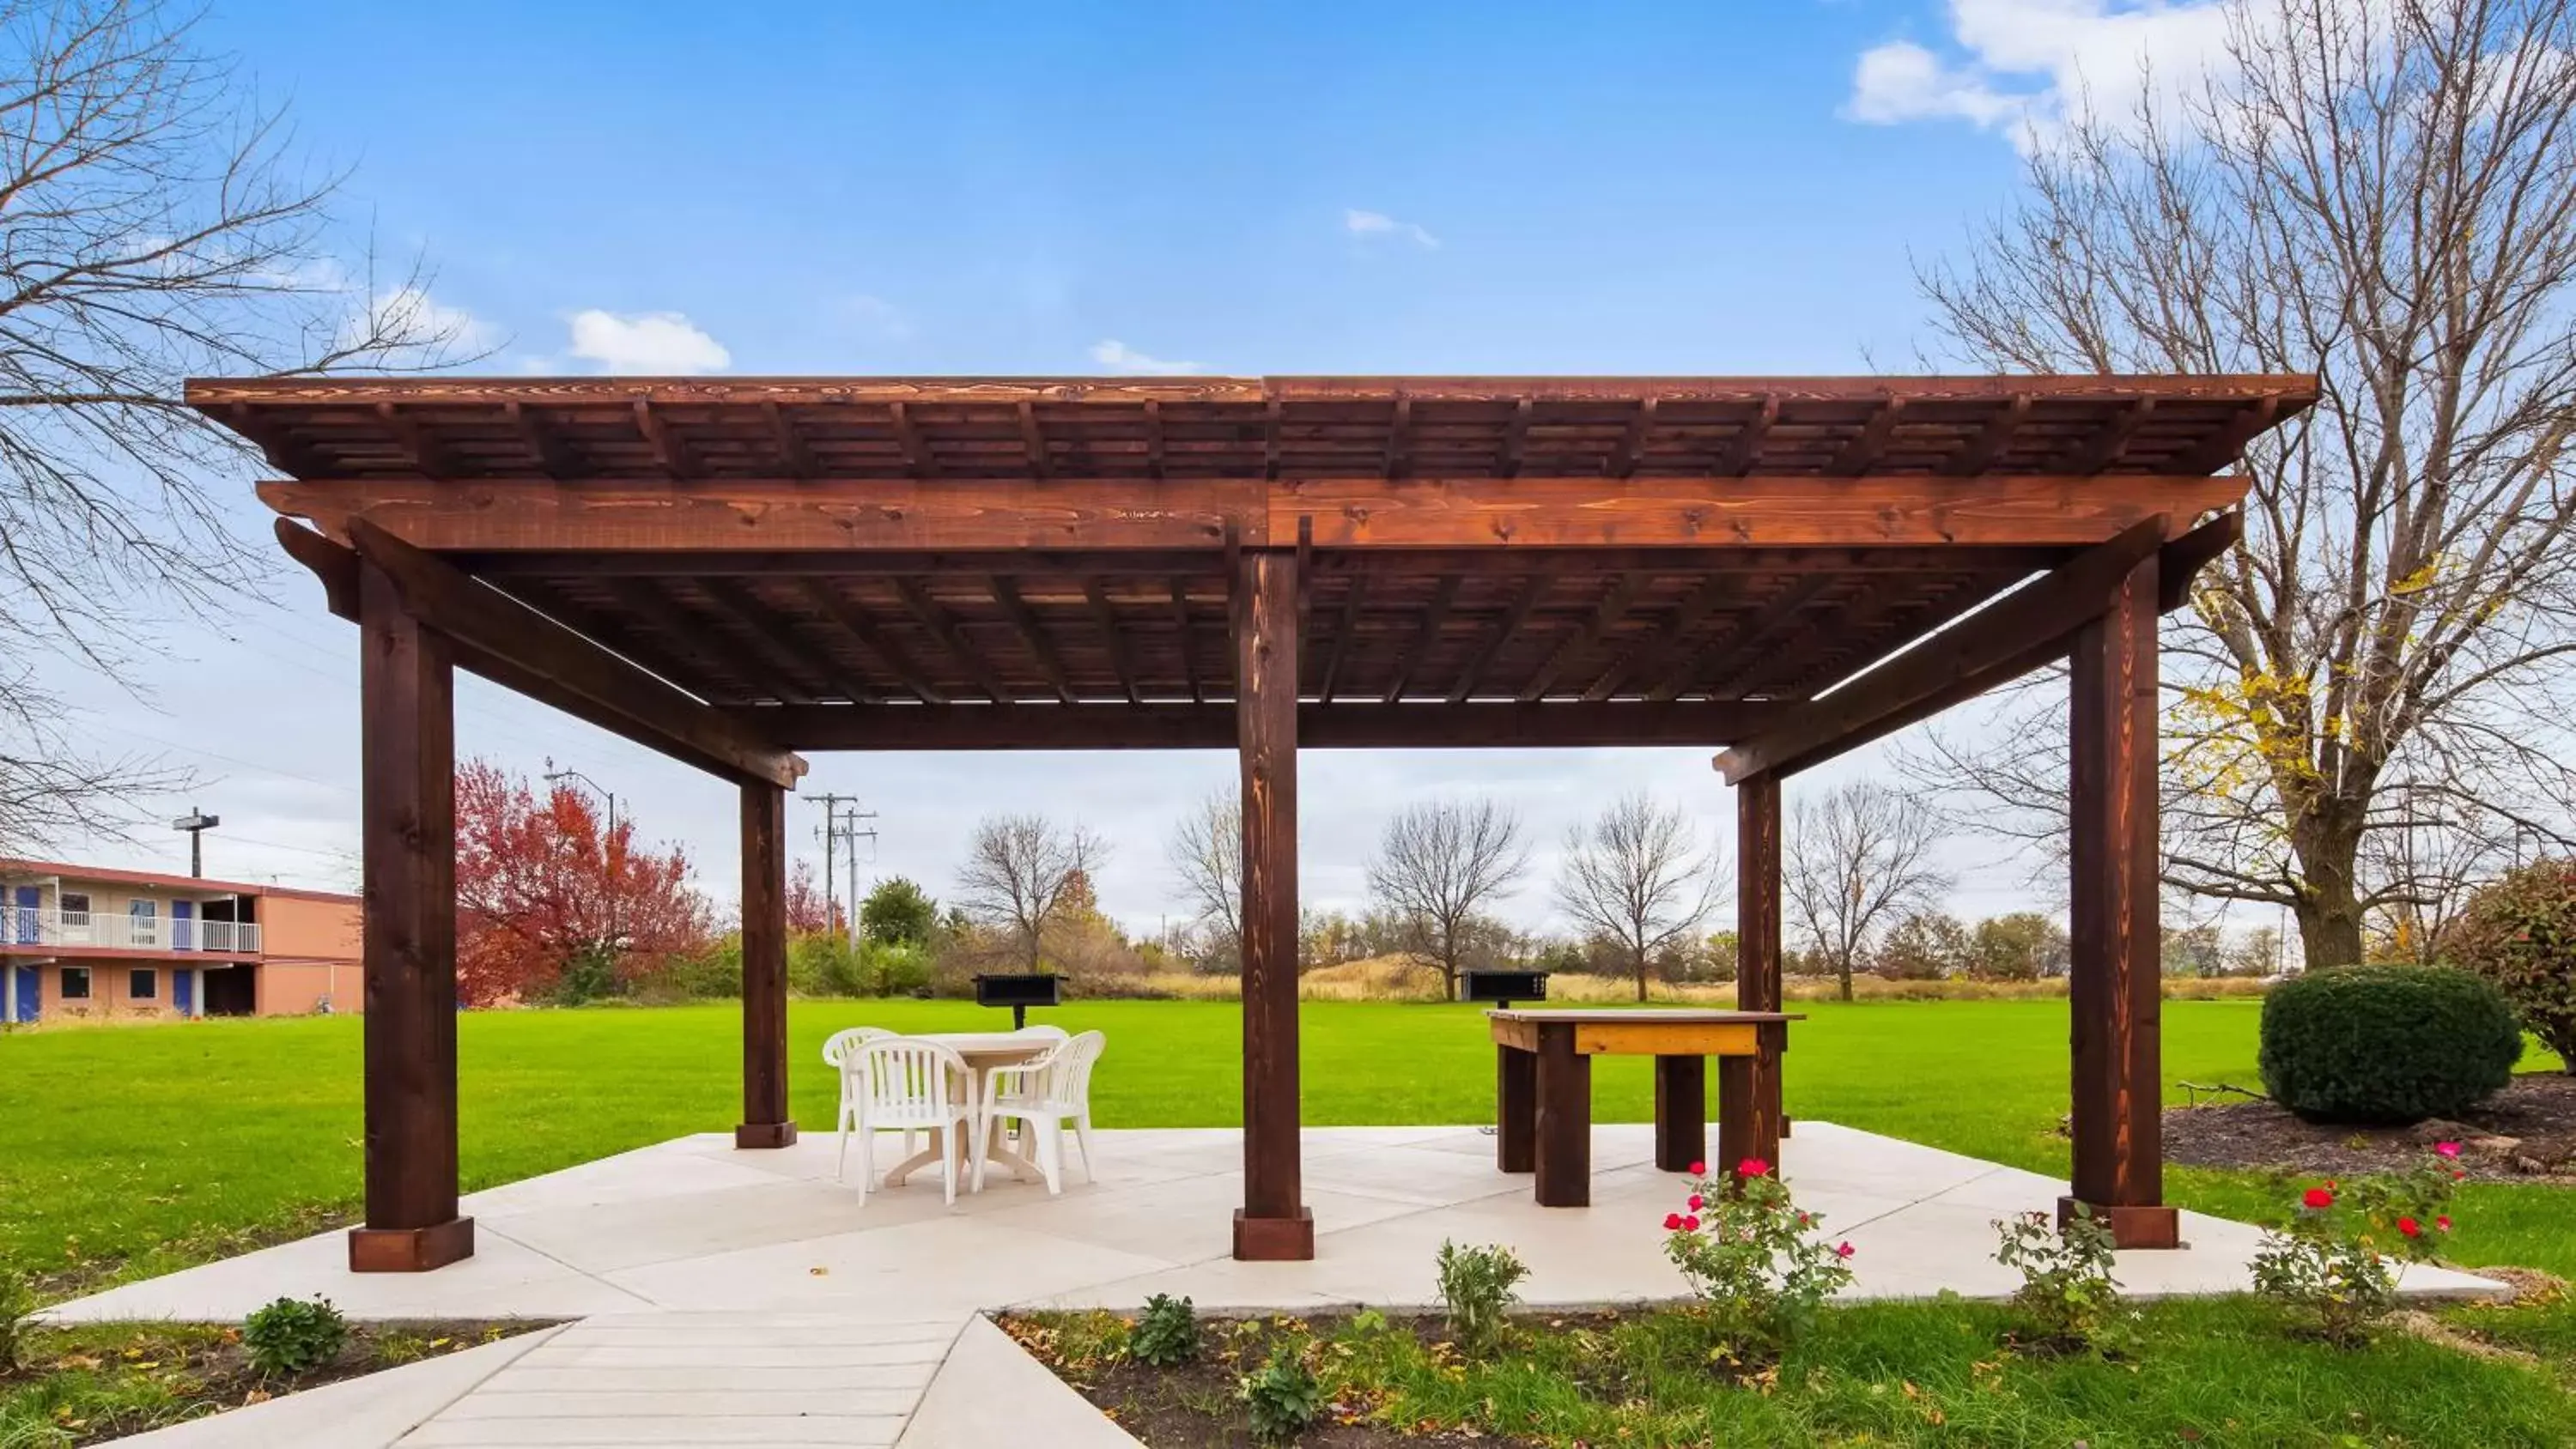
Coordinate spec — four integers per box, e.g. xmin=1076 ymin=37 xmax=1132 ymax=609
xmin=1845 ymin=0 xmax=2239 ymax=150
xmin=564 ymin=309 xmax=731 ymax=373
xmin=1345 ymin=208 xmax=1440 ymax=249
xmin=1089 ymin=339 xmax=1205 ymax=375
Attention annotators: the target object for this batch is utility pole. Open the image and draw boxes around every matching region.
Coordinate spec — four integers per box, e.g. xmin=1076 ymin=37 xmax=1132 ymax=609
xmin=833 ymin=804 xmax=879 ymax=949
xmin=811 ymin=794 xmax=859 ymax=936
xmin=172 ymin=807 xmax=220 ymax=877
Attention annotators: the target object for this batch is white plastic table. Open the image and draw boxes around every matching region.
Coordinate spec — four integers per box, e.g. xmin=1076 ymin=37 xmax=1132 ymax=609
xmin=881 ymin=1031 xmax=1052 ymax=1190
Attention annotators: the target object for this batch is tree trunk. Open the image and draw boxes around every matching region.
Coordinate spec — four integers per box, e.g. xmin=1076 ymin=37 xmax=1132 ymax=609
xmin=2291 ymin=805 xmax=2368 ymax=972
xmin=1837 ymin=955 xmax=1854 ymax=1003
xmin=1633 ymin=946 xmax=1648 ymax=1003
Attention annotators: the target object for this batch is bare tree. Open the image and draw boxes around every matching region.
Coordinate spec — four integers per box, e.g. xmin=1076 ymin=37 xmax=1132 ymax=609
xmin=1783 ymin=781 xmax=1951 ymax=1002
xmin=1166 ymin=790 xmax=1242 ymax=967
xmin=955 ymin=813 xmax=1106 ymax=970
xmin=1905 ymin=0 xmax=2576 ymax=970
xmin=0 ymin=0 xmax=465 ymax=853
xmin=1555 ymin=792 xmax=1723 ymax=1002
xmin=1365 ymin=797 xmax=1530 ymax=1000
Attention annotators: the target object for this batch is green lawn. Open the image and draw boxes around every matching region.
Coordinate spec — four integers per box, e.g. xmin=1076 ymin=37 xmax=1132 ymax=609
xmin=1 ymin=998 xmax=2567 ymax=1289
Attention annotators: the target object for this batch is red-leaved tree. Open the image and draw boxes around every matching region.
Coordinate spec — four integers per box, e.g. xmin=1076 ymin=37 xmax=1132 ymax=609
xmin=786 ymin=860 xmax=844 ymax=937
xmin=454 ymin=760 xmax=715 ymax=1004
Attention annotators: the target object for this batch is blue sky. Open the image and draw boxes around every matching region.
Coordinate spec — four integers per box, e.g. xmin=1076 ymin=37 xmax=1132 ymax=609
xmin=58 ymin=1 xmax=2257 ymax=936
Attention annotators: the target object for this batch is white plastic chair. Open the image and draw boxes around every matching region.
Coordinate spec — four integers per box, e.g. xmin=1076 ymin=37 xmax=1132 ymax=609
xmin=977 ymin=1030 xmax=1105 ymax=1195
xmin=841 ymin=1038 xmax=976 ymax=1206
xmin=823 ymin=1027 xmax=918 ymax=1159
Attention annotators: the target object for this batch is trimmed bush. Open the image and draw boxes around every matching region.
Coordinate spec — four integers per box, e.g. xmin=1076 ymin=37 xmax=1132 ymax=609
xmin=2258 ymin=965 xmax=2522 ymax=1124
xmin=2441 ymin=858 xmax=2576 ymax=1068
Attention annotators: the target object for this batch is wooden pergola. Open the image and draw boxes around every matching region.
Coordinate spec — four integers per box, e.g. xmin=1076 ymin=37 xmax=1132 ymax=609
xmin=199 ymin=373 xmax=2313 ymax=1270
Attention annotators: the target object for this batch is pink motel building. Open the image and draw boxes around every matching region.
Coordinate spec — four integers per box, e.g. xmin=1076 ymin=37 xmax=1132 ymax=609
xmin=1 ymin=858 xmax=361 ymax=1022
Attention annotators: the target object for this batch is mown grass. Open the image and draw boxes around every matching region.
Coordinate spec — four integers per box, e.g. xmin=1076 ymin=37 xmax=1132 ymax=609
xmin=1024 ymin=1298 xmax=2576 ymax=1448
xmin=0 ymin=998 xmax=2566 ymax=1289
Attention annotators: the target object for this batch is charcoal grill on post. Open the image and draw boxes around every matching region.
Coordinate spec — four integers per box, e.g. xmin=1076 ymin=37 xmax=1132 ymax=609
xmin=974 ymin=972 xmax=1060 ymax=1030
xmin=1461 ymin=969 xmax=1549 ymax=1009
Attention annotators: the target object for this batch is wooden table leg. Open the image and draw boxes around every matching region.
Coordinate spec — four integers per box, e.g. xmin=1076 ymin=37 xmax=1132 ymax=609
xmin=1653 ymin=1054 xmax=1704 ymax=1173
xmin=1497 ymin=1043 xmax=1535 ymax=1173
xmin=1534 ymin=1023 xmax=1591 ymax=1207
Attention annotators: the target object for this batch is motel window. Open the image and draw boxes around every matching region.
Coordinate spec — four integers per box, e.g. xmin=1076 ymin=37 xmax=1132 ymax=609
xmin=58 ymin=892 xmax=90 ymax=925
xmin=130 ymin=898 xmax=158 ymax=944
xmin=60 ymin=967 xmax=90 ymax=1000
xmin=129 ymin=968 xmax=157 ymax=1001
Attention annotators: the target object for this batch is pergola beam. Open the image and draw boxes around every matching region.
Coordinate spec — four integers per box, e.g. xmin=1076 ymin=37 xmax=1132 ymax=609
xmin=720 ymin=700 xmax=1791 ymax=750
xmin=259 ymin=474 xmax=2250 ymax=553
xmin=279 ymin=521 xmax=805 ymax=789
xmin=1712 ymin=518 xmax=2179 ymax=783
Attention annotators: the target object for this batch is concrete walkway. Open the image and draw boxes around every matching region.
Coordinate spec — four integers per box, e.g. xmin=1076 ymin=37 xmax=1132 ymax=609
xmin=82 ymin=1122 xmax=2506 ymax=1446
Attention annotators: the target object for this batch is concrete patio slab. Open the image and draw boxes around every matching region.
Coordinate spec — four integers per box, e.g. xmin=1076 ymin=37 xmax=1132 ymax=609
xmin=116 ymin=1325 xmax=568 ymax=1448
xmin=52 ymin=1121 xmax=2507 ymax=1327
xmin=58 ymin=1121 xmax=2511 ymax=1446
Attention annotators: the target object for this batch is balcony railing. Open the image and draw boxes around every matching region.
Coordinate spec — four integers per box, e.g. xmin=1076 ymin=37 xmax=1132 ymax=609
xmin=3 ymin=909 xmax=261 ymax=954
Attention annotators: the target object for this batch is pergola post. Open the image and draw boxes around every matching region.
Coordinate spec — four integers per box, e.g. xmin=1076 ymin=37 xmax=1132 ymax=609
xmin=1722 ymin=773 xmax=1785 ymax=1178
xmin=1233 ymin=548 xmax=1312 ymax=1260
xmin=348 ymin=561 xmax=473 ymax=1272
xmin=736 ymin=781 xmax=798 ymax=1148
xmin=2063 ymin=552 xmax=2178 ymax=1247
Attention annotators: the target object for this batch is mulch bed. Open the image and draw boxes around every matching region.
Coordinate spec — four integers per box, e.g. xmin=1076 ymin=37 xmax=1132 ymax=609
xmin=2165 ymin=1073 xmax=2576 ymax=1183
xmin=6 ymin=1319 xmax=555 ymax=1445
xmin=1007 ymin=1313 xmax=1491 ymax=1448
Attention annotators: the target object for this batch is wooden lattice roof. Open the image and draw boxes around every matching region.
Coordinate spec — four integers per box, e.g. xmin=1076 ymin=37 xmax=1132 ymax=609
xmin=195 ymin=374 xmax=2301 ymax=484
xmin=204 ymin=374 xmax=2314 ymax=749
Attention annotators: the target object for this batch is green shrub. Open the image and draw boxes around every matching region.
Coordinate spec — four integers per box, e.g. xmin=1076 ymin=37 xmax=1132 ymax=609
xmin=2442 ymin=858 xmax=2576 ymax=1068
xmin=1129 ymin=1293 xmax=1199 ymax=1368
xmin=243 ymin=1295 xmax=348 ymax=1376
xmin=2258 ymin=965 xmax=2522 ymax=1124
xmin=1993 ymin=1203 xmax=2123 ymax=1353
xmin=865 ymin=941 xmax=932 ymax=997
xmin=1433 ymin=1240 xmax=1528 ymax=1358
xmin=0 ymin=1258 xmax=33 ymax=1372
xmin=1238 ymin=1344 xmax=1323 ymax=1442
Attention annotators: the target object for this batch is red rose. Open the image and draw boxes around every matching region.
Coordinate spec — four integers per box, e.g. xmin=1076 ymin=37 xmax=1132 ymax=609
xmin=2302 ymin=1186 xmax=2335 ymax=1210
xmin=2433 ymin=1141 xmax=2462 ymax=1160
xmin=2397 ymin=1216 xmax=2421 ymax=1238
xmin=1738 ymin=1158 xmax=1771 ymax=1179
xmin=1688 ymin=1160 xmax=1705 ymax=1175
xmin=2436 ymin=1216 xmax=2452 ymax=1232
xmin=1663 ymin=1212 xmax=1685 ymax=1231
xmin=1834 ymin=1241 xmax=1855 ymax=1258
xmin=1682 ymin=1214 xmax=1701 ymax=1232
xmin=1686 ymin=1194 xmax=1704 ymax=1211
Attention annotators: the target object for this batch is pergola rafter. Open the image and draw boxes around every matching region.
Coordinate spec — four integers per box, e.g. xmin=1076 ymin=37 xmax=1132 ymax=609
xmin=215 ymin=373 xmax=2313 ymax=1270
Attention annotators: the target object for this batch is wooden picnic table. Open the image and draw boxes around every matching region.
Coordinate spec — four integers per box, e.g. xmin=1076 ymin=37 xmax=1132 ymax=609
xmin=1487 ymin=1008 xmax=1801 ymax=1207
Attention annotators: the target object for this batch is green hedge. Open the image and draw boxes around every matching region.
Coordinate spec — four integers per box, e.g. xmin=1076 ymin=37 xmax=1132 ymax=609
xmin=2257 ymin=964 xmax=2522 ymax=1125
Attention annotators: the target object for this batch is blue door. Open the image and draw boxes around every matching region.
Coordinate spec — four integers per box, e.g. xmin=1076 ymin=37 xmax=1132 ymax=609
xmin=173 ymin=967 xmax=193 ymax=1016
xmin=172 ymin=900 xmax=193 ymax=951
xmin=11 ymin=885 xmax=33 ymax=944
xmin=10 ymin=966 xmax=33 ymax=1022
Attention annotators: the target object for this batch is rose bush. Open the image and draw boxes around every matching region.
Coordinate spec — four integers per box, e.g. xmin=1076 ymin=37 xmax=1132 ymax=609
xmin=1662 ymin=1158 xmax=1856 ymax=1360
xmin=2250 ymin=1144 xmax=2464 ymax=1344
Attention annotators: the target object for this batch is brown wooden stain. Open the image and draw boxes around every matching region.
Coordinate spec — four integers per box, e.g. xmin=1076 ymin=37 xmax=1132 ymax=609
xmin=1233 ymin=549 xmax=1311 ymax=1260
xmin=2066 ymin=554 xmax=2175 ymax=1248
xmin=1725 ymin=776 xmax=1787 ymax=1185
xmin=348 ymin=562 xmax=473 ymax=1273
xmin=252 ymin=375 xmax=2312 ymax=1268
xmin=736 ymin=783 xmax=797 ymax=1149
